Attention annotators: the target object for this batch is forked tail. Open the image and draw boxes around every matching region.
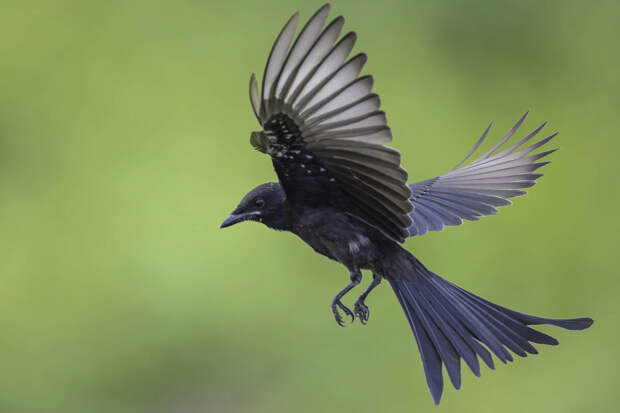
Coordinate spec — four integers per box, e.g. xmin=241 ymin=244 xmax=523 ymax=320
xmin=386 ymin=255 xmax=593 ymax=405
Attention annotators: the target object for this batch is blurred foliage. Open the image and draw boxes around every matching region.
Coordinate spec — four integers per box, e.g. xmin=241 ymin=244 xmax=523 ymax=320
xmin=0 ymin=0 xmax=618 ymax=412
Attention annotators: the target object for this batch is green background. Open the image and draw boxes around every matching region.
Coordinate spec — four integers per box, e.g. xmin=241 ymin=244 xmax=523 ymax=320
xmin=1 ymin=1 xmax=617 ymax=412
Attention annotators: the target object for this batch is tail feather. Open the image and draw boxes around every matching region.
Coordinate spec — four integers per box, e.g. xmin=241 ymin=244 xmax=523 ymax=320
xmin=447 ymin=279 xmax=594 ymax=330
xmin=393 ymin=287 xmax=445 ymax=404
xmin=387 ymin=257 xmax=593 ymax=405
xmin=418 ymin=278 xmax=493 ymax=372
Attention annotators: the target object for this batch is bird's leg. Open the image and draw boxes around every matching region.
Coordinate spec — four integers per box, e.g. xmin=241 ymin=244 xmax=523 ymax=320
xmin=354 ymin=273 xmax=382 ymax=324
xmin=331 ymin=270 xmax=362 ymax=327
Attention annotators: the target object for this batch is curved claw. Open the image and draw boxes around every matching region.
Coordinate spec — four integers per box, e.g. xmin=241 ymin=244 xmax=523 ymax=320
xmin=339 ymin=301 xmax=355 ymax=323
xmin=354 ymin=300 xmax=370 ymax=325
xmin=332 ymin=299 xmax=355 ymax=326
xmin=334 ymin=305 xmax=345 ymax=326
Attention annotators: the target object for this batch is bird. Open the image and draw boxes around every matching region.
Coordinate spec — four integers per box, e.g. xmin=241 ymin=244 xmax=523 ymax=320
xmin=219 ymin=4 xmax=593 ymax=405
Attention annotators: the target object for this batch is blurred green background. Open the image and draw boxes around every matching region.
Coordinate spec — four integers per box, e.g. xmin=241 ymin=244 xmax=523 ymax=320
xmin=1 ymin=0 xmax=618 ymax=412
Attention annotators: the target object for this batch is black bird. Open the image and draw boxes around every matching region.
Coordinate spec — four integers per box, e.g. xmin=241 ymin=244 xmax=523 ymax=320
xmin=220 ymin=4 xmax=593 ymax=405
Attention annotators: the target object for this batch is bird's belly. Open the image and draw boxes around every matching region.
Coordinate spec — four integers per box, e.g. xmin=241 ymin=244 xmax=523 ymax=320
xmin=308 ymin=244 xmax=337 ymax=261
xmin=297 ymin=233 xmax=337 ymax=260
xmin=295 ymin=226 xmax=377 ymax=269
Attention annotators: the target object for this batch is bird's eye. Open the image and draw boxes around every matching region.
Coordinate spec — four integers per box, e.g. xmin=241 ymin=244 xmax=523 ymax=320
xmin=255 ymin=198 xmax=265 ymax=208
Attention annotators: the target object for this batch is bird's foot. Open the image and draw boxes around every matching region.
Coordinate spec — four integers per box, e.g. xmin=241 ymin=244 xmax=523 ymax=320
xmin=354 ymin=298 xmax=370 ymax=324
xmin=331 ymin=298 xmax=354 ymax=327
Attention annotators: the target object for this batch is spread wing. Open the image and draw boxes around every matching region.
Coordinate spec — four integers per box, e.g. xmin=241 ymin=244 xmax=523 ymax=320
xmin=407 ymin=112 xmax=557 ymax=237
xmin=249 ymin=4 xmax=413 ymax=242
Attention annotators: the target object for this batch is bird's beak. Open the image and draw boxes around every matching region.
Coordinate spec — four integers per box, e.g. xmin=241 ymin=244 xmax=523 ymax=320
xmin=219 ymin=212 xmax=259 ymax=229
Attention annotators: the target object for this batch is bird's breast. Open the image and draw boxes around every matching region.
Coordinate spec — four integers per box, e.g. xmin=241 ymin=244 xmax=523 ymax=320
xmin=291 ymin=209 xmax=381 ymax=269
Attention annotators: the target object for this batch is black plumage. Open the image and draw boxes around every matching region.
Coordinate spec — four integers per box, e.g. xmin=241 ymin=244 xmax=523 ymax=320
xmin=220 ymin=4 xmax=593 ymax=405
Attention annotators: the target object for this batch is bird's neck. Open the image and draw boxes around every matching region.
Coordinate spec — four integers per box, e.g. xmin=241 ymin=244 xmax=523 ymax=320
xmin=264 ymin=200 xmax=293 ymax=231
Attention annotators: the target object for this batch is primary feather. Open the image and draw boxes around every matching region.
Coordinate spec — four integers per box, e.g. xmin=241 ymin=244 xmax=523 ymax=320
xmin=249 ymin=4 xmax=413 ymax=242
xmin=408 ymin=111 xmax=557 ymax=236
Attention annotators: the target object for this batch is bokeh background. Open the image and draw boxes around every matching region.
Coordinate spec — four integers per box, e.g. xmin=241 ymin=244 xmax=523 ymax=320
xmin=1 ymin=0 xmax=618 ymax=412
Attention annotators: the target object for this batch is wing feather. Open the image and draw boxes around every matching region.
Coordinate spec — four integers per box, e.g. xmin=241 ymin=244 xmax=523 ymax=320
xmin=249 ymin=73 xmax=261 ymax=122
xmin=261 ymin=13 xmax=299 ymax=118
xmin=274 ymin=4 xmax=331 ymax=103
xmin=407 ymin=112 xmax=556 ymax=237
xmin=301 ymin=75 xmax=374 ymax=120
xmin=284 ymin=17 xmax=345 ymax=107
xmin=296 ymin=51 xmax=366 ymax=113
xmin=250 ymin=6 xmax=413 ymax=241
xmin=304 ymin=93 xmax=381 ymax=127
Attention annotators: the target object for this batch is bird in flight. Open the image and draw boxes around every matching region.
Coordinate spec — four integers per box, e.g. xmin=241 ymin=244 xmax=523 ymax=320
xmin=220 ymin=4 xmax=593 ymax=405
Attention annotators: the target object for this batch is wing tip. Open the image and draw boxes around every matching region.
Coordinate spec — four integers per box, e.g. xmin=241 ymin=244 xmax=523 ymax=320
xmin=564 ymin=317 xmax=594 ymax=330
xmin=342 ymin=30 xmax=358 ymax=46
xmin=249 ymin=73 xmax=261 ymax=122
xmin=317 ymin=3 xmax=331 ymax=14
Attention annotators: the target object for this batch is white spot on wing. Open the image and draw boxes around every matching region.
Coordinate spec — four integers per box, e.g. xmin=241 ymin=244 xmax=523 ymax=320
xmin=357 ymin=234 xmax=370 ymax=246
xmin=348 ymin=241 xmax=360 ymax=255
xmin=348 ymin=235 xmax=369 ymax=255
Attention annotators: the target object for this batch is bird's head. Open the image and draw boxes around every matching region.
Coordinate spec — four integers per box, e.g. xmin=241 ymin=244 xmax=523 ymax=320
xmin=220 ymin=182 xmax=287 ymax=230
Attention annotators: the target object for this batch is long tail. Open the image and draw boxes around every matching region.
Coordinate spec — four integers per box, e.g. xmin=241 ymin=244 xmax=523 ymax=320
xmin=385 ymin=255 xmax=593 ymax=405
